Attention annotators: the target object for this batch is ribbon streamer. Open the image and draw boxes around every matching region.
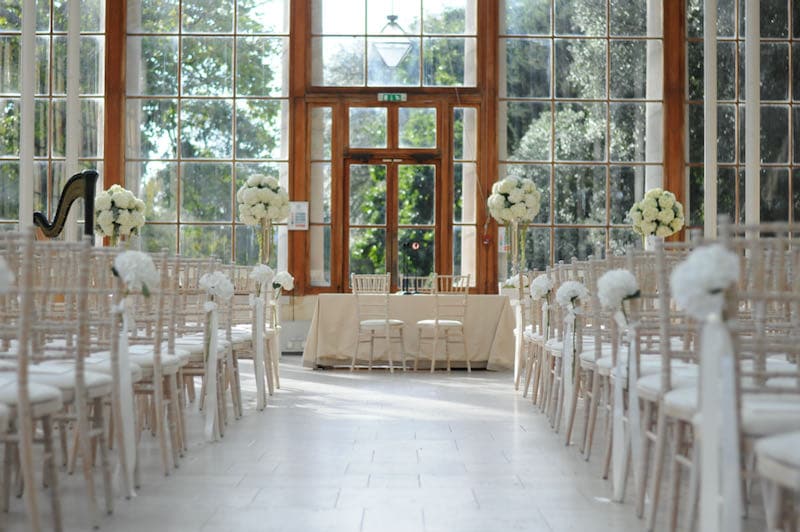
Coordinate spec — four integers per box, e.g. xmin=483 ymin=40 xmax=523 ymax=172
xmin=611 ymin=310 xmax=628 ymax=502
xmin=541 ymin=301 xmax=549 ymax=337
xmin=560 ymin=306 xmax=576 ymax=434
xmin=113 ymin=299 xmax=136 ymax=497
xmin=627 ymin=320 xmax=643 ymax=498
xmin=699 ymin=314 xmax=742 ymax=532
xmin=203 ymin=300 xmax=220 ymax=442
xmin=250 ymin=290 xmax=267 ymax=411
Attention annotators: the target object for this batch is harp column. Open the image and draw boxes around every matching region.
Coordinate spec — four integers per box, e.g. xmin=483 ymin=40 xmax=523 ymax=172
xmin=64 ymin=0 xmax=82 ymax=242
xmin=19 ymin=0 xmax=35 ymax=230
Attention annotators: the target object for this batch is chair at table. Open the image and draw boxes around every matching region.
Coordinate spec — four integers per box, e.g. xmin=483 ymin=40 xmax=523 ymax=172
xmin=398 ymin=274 xmax=435 ymax=294
xmin=351 ymin=273 xmax=407 ymax=372
xmin=415 ymin=274 xmax=471 ymax=373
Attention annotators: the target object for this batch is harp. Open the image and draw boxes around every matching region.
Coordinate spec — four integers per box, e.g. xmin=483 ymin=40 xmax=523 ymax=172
xmin=33 ymin=170 xmax=98 ymax=238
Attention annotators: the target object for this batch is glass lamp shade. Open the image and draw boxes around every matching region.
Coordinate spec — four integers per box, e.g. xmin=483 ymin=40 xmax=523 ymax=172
xmin=374 ymin=15 xmax=412 ymax=68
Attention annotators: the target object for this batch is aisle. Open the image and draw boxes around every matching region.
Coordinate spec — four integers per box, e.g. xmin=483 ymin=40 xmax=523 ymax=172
xmin=3 ymin=357 xmax=756 ymax=532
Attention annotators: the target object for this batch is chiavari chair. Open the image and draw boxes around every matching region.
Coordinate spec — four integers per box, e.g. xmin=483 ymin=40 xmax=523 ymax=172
xmin=415 ymin=274 xmax=471 ymax=372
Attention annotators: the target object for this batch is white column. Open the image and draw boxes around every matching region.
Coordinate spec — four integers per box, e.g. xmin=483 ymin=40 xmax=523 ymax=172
xmin=644 ymin=0 xmax=663 ymax=190
xmin=63 ymin=0 xmax=81 ymax=241
xmin=744 ymin=0 xmax=759 ymax=224
xmin=703 ymin=0 xmax=718 ymax=238
xmin=19 ymin=0 xmax=36 ymax=230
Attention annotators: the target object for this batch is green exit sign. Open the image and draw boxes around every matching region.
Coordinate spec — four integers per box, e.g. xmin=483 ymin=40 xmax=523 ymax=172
xmin=377 ymin=92 xmax=407 ymax=102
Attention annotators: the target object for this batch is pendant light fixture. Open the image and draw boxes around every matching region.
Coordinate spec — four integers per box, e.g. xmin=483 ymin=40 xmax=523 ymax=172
xmin=373 ymin=3 xmax=412 ymax=68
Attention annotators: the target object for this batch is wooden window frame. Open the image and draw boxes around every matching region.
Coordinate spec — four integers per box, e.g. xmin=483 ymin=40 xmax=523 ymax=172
xmin=104 ymin=0 xmax=686 ymax=295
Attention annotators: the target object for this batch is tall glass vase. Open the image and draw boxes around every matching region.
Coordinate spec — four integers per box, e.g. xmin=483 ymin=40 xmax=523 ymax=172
xmin=259 ymin=219 xmax=273 ymax=265
xmin=509 ymin=220 xmax=526 ymax=302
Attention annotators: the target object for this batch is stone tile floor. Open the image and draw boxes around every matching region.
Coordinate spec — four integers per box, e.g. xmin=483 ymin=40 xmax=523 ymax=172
xmin=3 ymin=357 xmax=765 ymax=531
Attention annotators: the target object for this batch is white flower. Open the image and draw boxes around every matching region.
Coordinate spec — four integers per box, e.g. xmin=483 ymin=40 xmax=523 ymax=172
xmin=658 ymin=193 xmax=675 ymax=210
xmin=503 ymin=273 xmax=529 ymax=288
xmin=246 ymin=175 xmax=260 ymax=187
xmin=111 ymin=190 xmax=131 ymax=209
xmin=250 ymin=264 xmax=274 ymax=285
xmin=510 ymin=203 xmax=527 ymax=218
xmin=273 ymin=271 xmax=294 ymax=291
xmin=655 ymin=224 xmax=672 ymax=238
xmin=657 ymin=208 xmax=674 ymax=224
xmin=530 ymin=274 xmax=554 ymax=300
xmin=597 ymin=269 xmax=639 ymax=310
xmin=117 ymin=210 xmax=133 ymax=228
xmin=669 ymin=217 xmax=684 ymax=232
xmin=508 ymin=188 xmax=524 ymax=203
xmin=96 ymin=209 xmax=114 ymax=229
xmin=641 ymin=206 xmax=659 ymax=222
xmin=0 ymin=257 xmax=14 ymax=294
xmin=488 ymin=177 xmax=541 ymax=225
xmin=556 ymin=281 xmax=590 ymax=308
xmin=94 ymin=193 xmax=111 ymax=211
xmin=640 ymin=221 xmax=657 ymax=235
xmin=645 ymin=188 xmax=663 ymax=200
xmin=131 ymin=211 xmax=145 ymax=229
xmin=497 ymin=178 xmax=516 ymax=194
xmin=113 ymin=251 xmax=159 ymax=296
xmin=134 ymin=198 xmax=146 ymax=212
xmin=265 ymin=176 xmax=279 ymax=189
xmin=670 ymin=244 xmax=739 ymax=321
xmin=199 ymin=271 xmax=235 ymax=302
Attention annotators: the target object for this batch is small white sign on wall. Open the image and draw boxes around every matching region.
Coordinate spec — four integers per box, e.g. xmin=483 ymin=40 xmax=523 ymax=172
xmin=288 ymin=201 xmax=309 ymax=230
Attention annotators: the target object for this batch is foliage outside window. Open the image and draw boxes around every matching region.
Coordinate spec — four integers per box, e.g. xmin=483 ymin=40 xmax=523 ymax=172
xmin=0 ymin=0 xmax=105 ymax=230
xmin=685 ymin=0 xmax=800 ymax=226
xmin=498 ymin=0 xmax=663 ymax=274
xmin=125 ymin=0 xmax=290 ymax=266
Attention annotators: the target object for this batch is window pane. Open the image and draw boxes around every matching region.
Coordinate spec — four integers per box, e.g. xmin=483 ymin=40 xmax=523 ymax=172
xmin=398 ymin=107 xmax=436 ymax=149
xmin=311 ymin=0 xmax=365 ymax=34
xmin=502 ymin=0 xmax=550 ymax=35
xmin=453 ymin=107 xmax=478 ymax=160
xmin=234 ymin=224 xmax=276 ymax=266
xmin=452 ymin=225 xmax=476 ymax=282
xmin=349 ymin=164 xmax=386 ymax=224
xmin=760 ymin=0 xmax=788 ymax=38
xmin=350 ymin=228 xmax=386 ymax=274
xmin=554 ymin=228 xmax=605 ymax=262
xmin=609 ymin=227 xmax=639 ymax=255
xmin=311 ymin=37 xmax=365 ymax=86
xmin=181 ymin=37 xmax=233 ymax=96
xmin=502 ymin=101 xmax=551 ymax=161
xmin=555 ymin=39 xmax=606 ymax=99
xmin=126 ymin=37 xmax=179 ymax=96
xmin=0 ymin=100 xmax=20 ymax=157
xmin=503 ymin=38 xmax=550 ymax=98
xmin=554 ymin=166 xmax=606 ymax=224
xmin=522 ymin=226 xmax=550 ymax=272
xmin=760 ymin=168 xmax=789 ymax=222
xmin=554 ymin=103 xmax=606 ymax=161
xmin=398 ymin=228 xmax=434 ymax=277
xmin=238 ymin=0 xmax=288 ymax=34
xmin=181 ymin=225 xmax=232 ymax=261
xmin=126 ymin=161 xmax=178 ymax=222
xmin=310 ymin=163 xmax=331 ymax=224
xmin=236 ymin=37 xmax=288 ymax=96
xmin=368 ymin=37 xmax=420 ymax=86
xmin=180 ymin=99 xmax=233 ymax=158
xmin=126 ymin=99 xmax=178 ymax=159
xmin=453 ymin=163 xmax=477 ymax=223
xmin=555 ymin=0 xmax=606 ymax=36
xmin=128 ymin=0 xmax=179 ymax=32
xmin=610 ymin=103 xmax=660 ymax=162
xmin=180 ymin=162 xmax=232 ymax=221
xmin=182 ymin=0 xmax=233 ymax=33
xmin=499 ymin=163 xmax=550 ymax=223
xmin=349 ymin=107 xmax=387 ymax=148
xmin=235 ymin=99 xmax=288 ymax=159
xmin=609 ymin=40 xmax=649 ymax=99
xmin=139 ymin=224 xmax=177 ymax=254
xmin=424 ymin=0 xmax=475 ymax=34
xmin=310 ymin=225 xmax=331 ymax=286
xmin=0 ymin=37 xmax=20 ymax=94
xmin=398 ymin=164 xmax=435 ymax=225
xmin=760 ymin=42 xmax=789 ymax=101
xmin=761 ymin=106 xmax=789 ymax=163
xmin=310 ymin=107 xmax=332 ymax=160
xmin=0 ymin=162 xmax=19 ymax=221
xmin=609 ymin=166 xmax=645 ymax=224
xmin=610 ymin=0 xmax=651 ymax=36
xmin=366 ymin=0 xmax=420 ymax=34
xmin=422 ymin=37 xmax=475 ymax=86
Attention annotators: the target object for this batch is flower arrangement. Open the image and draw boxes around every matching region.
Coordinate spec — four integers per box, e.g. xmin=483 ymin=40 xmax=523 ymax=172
xmin=597 ymin=269 xmax=640 ymax=311
xmin=250 ymin=264 xmax=275 ymax=287
xmin=112 ymin=251 xmax=159 ymax=297
xmin=199 ymin=271 xmax=234 ymax=302
xmin=530 ymin=274 xmax=554 ymax=300
xmin=487 ymin=176 xmax=542 ymax=225
xmin=0 ymin=257 xmax=14 ymax=294
xmin=503 ymin=273 xmax=529 ymax=289
xmin=95 ymin=185 xmax=146 ymax=245
xmin=628 ymin=188 xmax=684 ymax=238
xmin=556 ymin=281 xmax=590 ymax=308
xmin=273 ymin=271 xmax=294 ymax=292
xmin=236 ymin=174 xmax=290 ymax=227
xmin=670 ymin=244 xmax=739 ymax=321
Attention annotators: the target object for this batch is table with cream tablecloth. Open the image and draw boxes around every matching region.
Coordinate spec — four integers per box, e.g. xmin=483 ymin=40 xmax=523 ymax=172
xmin=302 ymin=294 xmax=515 ymax=371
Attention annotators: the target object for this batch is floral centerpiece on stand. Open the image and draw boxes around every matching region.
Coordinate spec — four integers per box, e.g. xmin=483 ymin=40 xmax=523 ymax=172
xmin=95 ymin=184 xmax=146 ymax=247
xmin=237 ymin=174 xmax=290 ymax=264
xmin=487 ymin=176 xmax=542 ymax=300
xmin=627 ymin=188 xmax=684 ymax=248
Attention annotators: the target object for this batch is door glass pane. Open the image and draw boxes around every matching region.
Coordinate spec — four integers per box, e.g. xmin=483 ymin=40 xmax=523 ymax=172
xmin=310 ymin=225 xmax=331 ymax=286
xmin=350 ymin=228 xmax=386 ymax=274
xmin=453 ymin=163 xmax=477 ymax=223
xmin=349 ymin=107 xmax=387 ymax=148
xmin=398 ymin=107 xmax=436 ymax=148
xmin=398 ymin=228 xmax=434 ymax=277
xmin=452 ymin=225 xmax=476 ymax=283
xmin=349 ymin=164 xmax=386 ymax=224
xmin=398 ymin=164 xmax=435 ymax=225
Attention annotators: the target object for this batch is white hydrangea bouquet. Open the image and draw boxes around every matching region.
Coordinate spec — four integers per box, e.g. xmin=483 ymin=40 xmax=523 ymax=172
xmin=487 ymin=176 xmax=542 ymax=297
xmin=628 ymin=188 xmax=684 ymax=245
xmin=236 ymin=174 xmax=290 ymax=264
xmin=597 ymin=269 xmax=640 ymax=324
xmin=95 ymin=184 xmax=146 ymax=247
xmin=112 ymin=251 xmax=159 ymax=297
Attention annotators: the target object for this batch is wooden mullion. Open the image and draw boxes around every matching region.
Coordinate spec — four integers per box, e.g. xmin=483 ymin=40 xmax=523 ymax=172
xmin=479 ymin=0 xmax=499 ymax=293
xmin=437 ymin=102 xmax=453 ymax=276
xmin=103 ymin=0 xmax=126 ymax=188
xmin=332 ymin=101 xmax=347 ymax=291
xmin=663 ymin=0 xmax=686 ymax=239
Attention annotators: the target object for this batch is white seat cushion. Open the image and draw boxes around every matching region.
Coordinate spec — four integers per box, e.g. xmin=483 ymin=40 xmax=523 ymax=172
xmin=360 ymin=319 xmax=405 ymax=329
xmin=88 ymin=350 xmax=182 ymax=376
xmin=0 ymin=376 xmax=63 ymax=415
xmin=130 ymin=344 xmax=191 ymax=365
xmin=417 ymin=319 xmax=463 ymax=328
xmin=636 ymin=367 xmax=699 ymax=402
xmin=29 ymin=366 xmax=112 ymax=402
xmin=43 ymin=356 xmax=144 ymax=383
xmin=755 ymin=431 xmax=800 ymax=488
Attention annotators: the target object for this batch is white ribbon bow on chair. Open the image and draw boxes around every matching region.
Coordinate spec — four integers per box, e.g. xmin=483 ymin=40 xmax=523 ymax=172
xmin=112 ymin=298 xmax=136 ymax=497
xmin=249 ymin=291 xmax=267 ymax=411
xmin=560 ymin=304 xmax=579 ymax=434
xmin=203 ymin=299 xmax=221 ymax=442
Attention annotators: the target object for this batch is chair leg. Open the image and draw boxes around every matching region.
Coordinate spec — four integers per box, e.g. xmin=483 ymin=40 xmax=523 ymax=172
xmin=645 ymin=409 xmax=669 ymax=530
xmin=93 ymin=397 xmax=114 ymax=516
xmin=386 ymin=326 xmax=394 ymax=374
xmin=565 ymin=367 xmax=583 ymax=446
xmin=167 ymin=375 xmax=180 ymax=468
xmin=601 ymin=384 xmax=614 ymax=480
xmin=265 ymin=341 xmax=275 ymax=396
xmin=461 ymin=331 xmax=470 ymax=373
xmin=272 ymin=333 xmax=281 ymax=389
xmin=582 ymin=369 xmax=598 ymax=457
xmin=430 ymin=329 xmax=439 ymax=373
xmin=351 ymin=331 xmax=360 ymax=371
xmin=683 ymin=436 xmax=700 ymax=532
xmin=42 ymin=415 xmax=63 ymax=532
xmin=445 ymin=330 xmax=452 ymax=372
xmin=368 ymin=333 xmax=374 ymax=371
xmin=668 ymin=419 xmax=686 ymax=532
xmin=414 ymin=329 xmax=421 ymax=371
xmin=636 ymin=400 xmax=653 ymax=518
xmin=154 ymin=373 xmax=171 ymax=476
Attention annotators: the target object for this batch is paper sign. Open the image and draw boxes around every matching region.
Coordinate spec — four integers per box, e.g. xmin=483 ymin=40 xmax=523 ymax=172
xmin=288 ymin=201 xmax=308 ymax=230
